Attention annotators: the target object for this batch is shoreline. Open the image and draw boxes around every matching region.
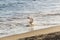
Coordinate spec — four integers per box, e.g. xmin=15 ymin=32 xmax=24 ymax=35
xmin=0 ymin=25 xmax=60 ymax=40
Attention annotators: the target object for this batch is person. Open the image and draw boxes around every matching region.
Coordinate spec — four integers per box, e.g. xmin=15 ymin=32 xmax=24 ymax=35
xmin=27 ymin=16 xmax=34 ymax=31
xmin=27 ymin=17 xmax=33 ymax=26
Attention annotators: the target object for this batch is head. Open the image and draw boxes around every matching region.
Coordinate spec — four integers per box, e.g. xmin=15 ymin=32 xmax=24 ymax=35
xmin=27 ymin=17 xmax=30 ymax=19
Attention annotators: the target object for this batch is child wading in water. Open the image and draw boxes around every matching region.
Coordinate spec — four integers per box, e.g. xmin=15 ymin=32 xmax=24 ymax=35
xmin=27 ymin=17 xmax=34 ymax=31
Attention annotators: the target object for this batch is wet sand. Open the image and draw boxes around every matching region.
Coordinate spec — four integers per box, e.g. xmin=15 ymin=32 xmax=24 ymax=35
xmin=0 ymin=25 xmax=60 ymax=40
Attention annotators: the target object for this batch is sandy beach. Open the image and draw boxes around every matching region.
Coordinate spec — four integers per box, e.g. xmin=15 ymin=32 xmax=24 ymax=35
xmin=0 ymin=25 xmax=60 ymax=40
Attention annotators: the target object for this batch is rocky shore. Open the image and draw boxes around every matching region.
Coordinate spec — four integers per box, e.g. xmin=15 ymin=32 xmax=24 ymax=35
xmin=19 ymin=31 xmax=60 ymax=40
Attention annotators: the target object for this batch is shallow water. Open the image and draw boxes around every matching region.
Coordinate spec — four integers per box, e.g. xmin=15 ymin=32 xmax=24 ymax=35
xmin=0 ymin=13 xmax=60 ymax=37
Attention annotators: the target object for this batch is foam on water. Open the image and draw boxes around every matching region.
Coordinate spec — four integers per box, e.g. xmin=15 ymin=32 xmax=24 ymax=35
xmin=0 ymin=13 xmax=60 ymax=37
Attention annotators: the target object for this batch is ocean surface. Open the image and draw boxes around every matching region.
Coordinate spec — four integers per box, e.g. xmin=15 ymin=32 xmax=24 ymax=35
xmin=0 ymin=0 xmax=60 ymax=37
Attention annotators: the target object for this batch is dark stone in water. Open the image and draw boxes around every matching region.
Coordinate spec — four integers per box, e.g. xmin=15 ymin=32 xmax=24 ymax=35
xmin=26 ymin=25 xmax=30 ymax=27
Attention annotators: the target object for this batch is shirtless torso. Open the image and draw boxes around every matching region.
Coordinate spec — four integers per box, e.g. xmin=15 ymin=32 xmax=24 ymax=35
xmin=27 ymin=17 xmax=33 ymax=26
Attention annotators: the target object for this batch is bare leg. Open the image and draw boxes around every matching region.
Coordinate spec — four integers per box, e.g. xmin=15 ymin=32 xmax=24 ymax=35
xmin=29 ymin=26 xmax=34 ymax=31
xmin=30 ymin=23 xmax=34 ymax=31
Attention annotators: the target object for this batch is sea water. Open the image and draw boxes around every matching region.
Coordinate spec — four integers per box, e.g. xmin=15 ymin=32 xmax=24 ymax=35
xmin=0 ymin=0 xmax=60 ymax=37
